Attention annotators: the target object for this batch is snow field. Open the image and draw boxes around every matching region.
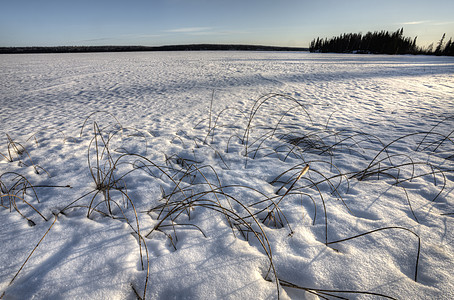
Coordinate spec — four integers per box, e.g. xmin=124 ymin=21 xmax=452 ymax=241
xmin=1 ymin=52 xmax=453 ymax=299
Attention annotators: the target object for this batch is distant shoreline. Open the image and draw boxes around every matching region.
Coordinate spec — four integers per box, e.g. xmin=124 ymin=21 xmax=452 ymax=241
xmin=0 ymin=44 xmax=309 ymax=54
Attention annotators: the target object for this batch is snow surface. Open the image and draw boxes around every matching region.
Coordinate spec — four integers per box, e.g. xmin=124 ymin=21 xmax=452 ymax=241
xmin=1 ymin=51 xmax=453 ymax=299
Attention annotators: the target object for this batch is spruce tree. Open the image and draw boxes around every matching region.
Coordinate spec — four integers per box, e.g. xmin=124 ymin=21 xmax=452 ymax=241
xmin=435 ymin=33 xmax=446 ymax=55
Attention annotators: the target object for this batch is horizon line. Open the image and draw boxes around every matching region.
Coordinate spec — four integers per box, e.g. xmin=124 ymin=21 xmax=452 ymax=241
xmin=0 ymin=44 xmax=310 ymax=54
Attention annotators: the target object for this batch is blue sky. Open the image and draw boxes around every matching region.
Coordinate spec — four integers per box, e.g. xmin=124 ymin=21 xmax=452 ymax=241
xmin=1 ymin=0 xmax=453 ymax=47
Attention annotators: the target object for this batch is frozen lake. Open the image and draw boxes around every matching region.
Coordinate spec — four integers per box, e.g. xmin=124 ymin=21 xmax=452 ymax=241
xmin=1 ymin=51 xmax=453 ymax=299
xmin=2 ymin=51 xmax=453 ymax=136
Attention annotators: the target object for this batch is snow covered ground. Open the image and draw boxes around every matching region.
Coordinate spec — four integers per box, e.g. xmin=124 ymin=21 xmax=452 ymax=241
xmin=1 ymin=51 xmax=453 ymax=299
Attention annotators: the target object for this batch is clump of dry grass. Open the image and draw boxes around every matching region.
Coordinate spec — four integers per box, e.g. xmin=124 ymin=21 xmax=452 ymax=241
xmin=0 ymin=172 xmax=47 ymax=225
xmin=0 ymin=134 xmax=49 ymax=175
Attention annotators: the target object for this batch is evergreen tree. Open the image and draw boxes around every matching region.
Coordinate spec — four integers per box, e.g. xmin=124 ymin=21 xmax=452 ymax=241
xmin=435 ymin=33 xmax=446 ymax=55
xmin=442 ymin=38 xmax=454 ymax=56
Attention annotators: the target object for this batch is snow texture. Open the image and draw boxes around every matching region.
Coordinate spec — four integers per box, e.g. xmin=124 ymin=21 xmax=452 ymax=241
xmin=1 ymin=51 xmax=453 ymax=299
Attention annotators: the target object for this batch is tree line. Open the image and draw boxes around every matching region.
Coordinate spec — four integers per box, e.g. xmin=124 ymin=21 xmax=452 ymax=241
xmin=309 ymin=28 xmax=454 ymax=56
xmin=0 ymin=44 xmax=308 ymax=54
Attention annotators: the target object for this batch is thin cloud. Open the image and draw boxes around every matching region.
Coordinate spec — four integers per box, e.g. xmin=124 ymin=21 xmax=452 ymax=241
xmin=400 ymin=20 xmax=431 ymax=25
xmin=399 ymin=20 xmax=454 ymax=26
xmin=166 ymin=27 xmax=212 ymax=33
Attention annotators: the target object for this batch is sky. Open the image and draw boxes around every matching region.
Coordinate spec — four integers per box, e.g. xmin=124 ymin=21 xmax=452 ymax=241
xmin=0 ymin=0 xmax=453 ymax=48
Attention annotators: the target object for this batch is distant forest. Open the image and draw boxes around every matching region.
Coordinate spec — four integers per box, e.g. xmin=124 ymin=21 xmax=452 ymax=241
xmin=310 ymin=28 xmax=454 ymax=56
xmin=0 ymin=44 xmax=308 ymax=54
